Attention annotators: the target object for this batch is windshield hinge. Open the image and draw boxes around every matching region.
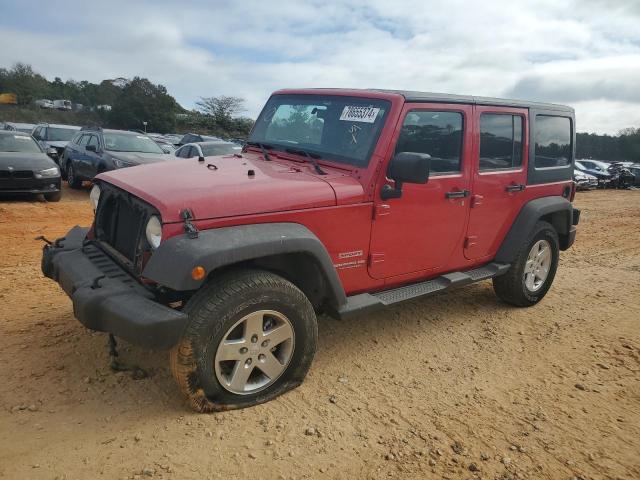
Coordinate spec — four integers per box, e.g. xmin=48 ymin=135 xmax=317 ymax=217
xmin=180 ymin=209 xmax=199 ymax=239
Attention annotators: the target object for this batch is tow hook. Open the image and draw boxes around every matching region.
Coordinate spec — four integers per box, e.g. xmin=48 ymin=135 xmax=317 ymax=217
xmin=180 ymin=209 xmax=199 ymax=239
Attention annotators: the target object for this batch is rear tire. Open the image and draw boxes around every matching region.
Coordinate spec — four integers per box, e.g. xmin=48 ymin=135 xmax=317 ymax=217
xmin=493 ymin=221 xmax=559 ymax=307
xmin=44 ymin=191 xmax=61 ymax=202
xmin=170 ymin=269 xmax=318 ymax=412
xmin=67 ymin=163 xmax=82 ymax=189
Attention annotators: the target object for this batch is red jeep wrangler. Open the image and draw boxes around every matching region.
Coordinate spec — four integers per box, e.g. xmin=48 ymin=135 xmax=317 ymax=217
xmin=42 ymin=89 xmax=579 ymax=412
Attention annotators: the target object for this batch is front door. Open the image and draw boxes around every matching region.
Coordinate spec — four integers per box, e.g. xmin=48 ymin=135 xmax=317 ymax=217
xmin=465 ymin=106 xmax=528 ymax=260
xmin=368 ymin=104 xmax=472 ymax=279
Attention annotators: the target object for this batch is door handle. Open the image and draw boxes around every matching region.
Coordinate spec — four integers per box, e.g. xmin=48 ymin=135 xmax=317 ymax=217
xmin=505 ymin=184 xmax=526 ymax=192
xmin=445 ymin=189 xmax=470 ymax=199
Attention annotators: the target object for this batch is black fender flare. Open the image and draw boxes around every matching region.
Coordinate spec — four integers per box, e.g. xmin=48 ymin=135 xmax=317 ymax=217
xmin=495 ymin=196 xmax=574 ymax=263
xmin=142 ymin=222 xmax=347 ymax=307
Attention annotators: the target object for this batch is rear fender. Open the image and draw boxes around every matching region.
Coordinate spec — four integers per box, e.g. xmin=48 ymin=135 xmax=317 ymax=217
xmin=495 ymin=196 xmax=575 ymax=263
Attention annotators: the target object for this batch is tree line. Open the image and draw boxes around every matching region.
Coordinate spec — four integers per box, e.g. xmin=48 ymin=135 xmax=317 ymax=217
xmin=0 ymin=63 xmax=254 ymax=138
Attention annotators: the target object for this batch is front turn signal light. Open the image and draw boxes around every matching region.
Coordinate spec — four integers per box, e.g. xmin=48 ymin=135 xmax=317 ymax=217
xmin=191 ymin=266 xmax=206 ymax=281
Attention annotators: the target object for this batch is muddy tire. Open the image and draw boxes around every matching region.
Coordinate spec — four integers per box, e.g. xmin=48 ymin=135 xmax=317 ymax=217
xmin=493 ymin=221 xmax=559 ymax=307
xmin=170 ymin=269 xmax=318 ymax=412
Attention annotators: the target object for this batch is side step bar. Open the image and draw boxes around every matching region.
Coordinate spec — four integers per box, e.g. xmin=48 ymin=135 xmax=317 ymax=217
xmin=336 ymin=262 xmax=510 ymax=319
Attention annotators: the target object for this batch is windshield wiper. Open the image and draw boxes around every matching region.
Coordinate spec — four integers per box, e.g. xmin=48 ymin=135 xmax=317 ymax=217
xmin=245 ymin=141 xmax=273 ymax=161
xmin=285 ymin=148 xmax=326 ymax=175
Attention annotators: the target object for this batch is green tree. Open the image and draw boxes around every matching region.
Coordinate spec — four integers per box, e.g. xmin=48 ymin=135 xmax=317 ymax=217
xmin=109 ymin=77 xmax=180 ymax=132
xmin=196 ymin=96 xmax=245 ymax=129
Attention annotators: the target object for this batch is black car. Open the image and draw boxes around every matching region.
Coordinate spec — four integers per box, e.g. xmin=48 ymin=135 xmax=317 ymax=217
xmin=60 ymin=127 xmax=172 ymax=188
xmin=177 ymin=132 xmax=222 ymax=146
xmin=174 ymin=140 xmax=242 ymax=159
xmin=0 ymin=130 xmax=61 ymax=201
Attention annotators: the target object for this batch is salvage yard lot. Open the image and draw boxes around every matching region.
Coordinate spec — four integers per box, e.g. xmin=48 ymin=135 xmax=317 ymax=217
xmin=0 ymin=187 xmax=639 ymax=480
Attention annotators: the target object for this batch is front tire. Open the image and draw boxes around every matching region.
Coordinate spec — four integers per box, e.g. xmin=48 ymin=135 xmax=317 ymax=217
xmin=170 ymin=269 xmax=318 ymax=412
xmin=493 ymin=221 xmax=559 ymax=307
xmin=44 ymin=191 xmax=61 ymax=202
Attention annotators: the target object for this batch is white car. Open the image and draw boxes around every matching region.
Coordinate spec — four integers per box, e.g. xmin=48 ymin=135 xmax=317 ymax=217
xmin=574 ymin=169 xmax=598 ymax=190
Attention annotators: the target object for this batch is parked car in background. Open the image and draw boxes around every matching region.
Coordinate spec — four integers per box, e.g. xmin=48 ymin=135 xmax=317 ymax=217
xmin=0 ymin=130 xmax=61 ymax=201
xmin=175 ymin=140 xmax=242 ymax=159
xmin=575 ymin=160 xmax=612 ymax=187
xmin=162 ymin=133 xmax=183 ymax=145
xmin=59 ymin=127 xmax=172 ymax=188
xmin=32 ymin=123 xmax=82 ymax=163
xmin=573 ymin=169 xmax=598 ymax=190
xmin=177 ymin=132 xmax=221 ymax=146
xmin=627 ymin=164 xmax=640 ymax=187
xmin=35 ymin=99 xmax=55 ymax=109
xmin=607 ymin=162 xmax=635 ymax=189
xmin=2 ymin=122 xmax=37 ymax=134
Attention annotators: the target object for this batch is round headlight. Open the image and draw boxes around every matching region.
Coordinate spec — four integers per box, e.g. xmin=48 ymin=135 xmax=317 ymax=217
xmin=89 ymin=184 xmax=101 ymax=211
xmin=145 ymin=215 xmax=162 ymax=249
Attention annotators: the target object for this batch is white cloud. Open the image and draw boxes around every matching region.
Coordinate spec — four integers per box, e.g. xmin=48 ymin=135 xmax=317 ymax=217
xmin=1 ymin=0 xmax=639 ymax=133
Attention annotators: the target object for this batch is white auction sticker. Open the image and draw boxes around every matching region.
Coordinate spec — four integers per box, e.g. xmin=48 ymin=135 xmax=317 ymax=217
xmin=14 ymin=136 xmax=30 ymax=140
xmin=339 ymin=105 xmax=380 ymax=123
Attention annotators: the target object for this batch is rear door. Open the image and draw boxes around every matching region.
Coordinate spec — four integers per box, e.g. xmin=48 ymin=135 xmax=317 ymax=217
xmin=368 ymin=104 xmax=473 ymax=279
xmin=465 ymin=106 xmax=528 ymax=260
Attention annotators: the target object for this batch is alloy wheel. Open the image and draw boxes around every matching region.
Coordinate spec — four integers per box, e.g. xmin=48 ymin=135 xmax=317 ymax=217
xmin=214 ymin=310 xmax=295 ymax=395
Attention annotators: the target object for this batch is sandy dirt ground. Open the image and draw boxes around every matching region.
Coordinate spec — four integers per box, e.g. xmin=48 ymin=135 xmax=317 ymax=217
xmin=0 ymin=185 xmax=639 ymax=480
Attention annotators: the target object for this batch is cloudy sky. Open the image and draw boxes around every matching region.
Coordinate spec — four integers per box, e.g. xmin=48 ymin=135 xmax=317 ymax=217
xmin=2 ymin=0 xmax=640 ymax=134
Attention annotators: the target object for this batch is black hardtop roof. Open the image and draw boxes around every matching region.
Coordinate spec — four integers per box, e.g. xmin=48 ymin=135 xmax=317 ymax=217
xmin=371 ymin=89 xmax=573 ymax=113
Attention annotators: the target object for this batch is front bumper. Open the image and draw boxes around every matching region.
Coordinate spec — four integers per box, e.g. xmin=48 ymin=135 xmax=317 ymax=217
xmin=41 ymin=226 xmax=188 ymax=349
xmin=0 ymin=177 xmax=60 ymax=194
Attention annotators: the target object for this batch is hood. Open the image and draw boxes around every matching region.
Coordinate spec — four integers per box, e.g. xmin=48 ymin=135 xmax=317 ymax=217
xmin=98 ymin=152 xmax=364 ymax=223
xmin=0 ymin=152 xmax=58 ymax=171
xmin=108 ymin=151 xmax=172 ymax=165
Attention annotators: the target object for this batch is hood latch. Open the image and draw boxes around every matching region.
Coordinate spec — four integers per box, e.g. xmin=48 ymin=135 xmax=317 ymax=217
xmin=180 ymin=209 xmax=199 ymax=239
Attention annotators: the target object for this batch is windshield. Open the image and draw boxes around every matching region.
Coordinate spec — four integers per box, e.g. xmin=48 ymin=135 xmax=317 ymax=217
xmin=103 ymin=133 xmax=164 ymax=154
xmin=249 ymin=94 xmax=390 ymax=167
xmin=201 ymin=143 xmax=242 ymax=156
xmin=48 ymin=127 xmax=78 ymax=142
xmin=0 ymin=134 xmax=42 ymax=153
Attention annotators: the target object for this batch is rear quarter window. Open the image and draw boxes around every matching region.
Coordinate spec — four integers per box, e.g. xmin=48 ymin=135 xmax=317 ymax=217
xmin=534 ymin=115 xmax=572 ymax=168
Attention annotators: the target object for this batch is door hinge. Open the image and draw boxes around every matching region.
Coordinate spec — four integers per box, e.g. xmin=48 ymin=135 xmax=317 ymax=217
xmin=471 ymin=194 xmax=483 ymax=208
xmin=373 ymin=204 xmax=391 ymax=220
xmin=368 ymin=253 xmax=385 ymax=266
xmin=464 ymin=236 xmax=478 ymax=249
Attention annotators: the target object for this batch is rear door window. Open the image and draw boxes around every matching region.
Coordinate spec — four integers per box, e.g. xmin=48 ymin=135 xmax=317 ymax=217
xmin=395 ymin=111 xmax=463 ymax=174
xmin=479 ymin=114 xmax=523 ymax=170
xmin=534 ymin=116 xmax=572 ymax=168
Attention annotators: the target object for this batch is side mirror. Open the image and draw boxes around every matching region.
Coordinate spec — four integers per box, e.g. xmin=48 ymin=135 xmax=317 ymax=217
xmin=381 ymin=152 xmax=431 ymax=200
xmin=86 ymin=145 xmax=97 ymax=152
xmin=46 ymin=147 xmax=58 ymax=157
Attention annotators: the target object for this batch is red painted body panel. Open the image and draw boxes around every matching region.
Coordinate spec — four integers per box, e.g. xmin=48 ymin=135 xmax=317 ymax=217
xmin=96 ymin=88 xmax=574 ymax=297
